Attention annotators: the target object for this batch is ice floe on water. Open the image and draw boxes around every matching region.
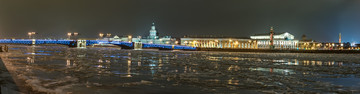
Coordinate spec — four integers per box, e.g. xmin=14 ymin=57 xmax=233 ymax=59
xmin=0 ymin=45 xmax=360 ymax=93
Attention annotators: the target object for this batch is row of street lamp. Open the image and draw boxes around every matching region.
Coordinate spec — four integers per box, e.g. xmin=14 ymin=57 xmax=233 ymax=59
xmin=67 ymin=32 xmax=79 ymax=39
xmin=27 ymin=32 xmax=113 ymax=39
xmin=27 ymin=32 xmax=37 ymax=39
xmin=99 ymin=33 xmax=112 ymax=38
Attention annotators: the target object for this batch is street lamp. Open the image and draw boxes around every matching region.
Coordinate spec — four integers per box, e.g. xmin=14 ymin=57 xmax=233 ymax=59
xmin=128 ymin=35 xmax=132 ymax=42
xmin=74 ymin=32 xmax=78 ymax=36
xmin=28 ymin=32 xmax=36 ymax=39
xmin=99 ymin=33 xmax=104 ymax=39
xmin=67 ymin=33 xmax=72 ymax=39
xmin=106 ymin=33 xmax=111 ymax=37
xmin=28 ymin=32 xmax=32 ymax=38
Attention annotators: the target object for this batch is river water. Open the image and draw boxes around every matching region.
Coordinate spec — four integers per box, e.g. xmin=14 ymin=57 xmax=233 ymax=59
xmin=1 ymin=45 xmax=360 ymax=93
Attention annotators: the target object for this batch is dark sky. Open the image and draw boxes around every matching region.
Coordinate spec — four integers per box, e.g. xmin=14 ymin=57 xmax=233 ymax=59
xmin=0 ymin=0 xmax=359 ymax=43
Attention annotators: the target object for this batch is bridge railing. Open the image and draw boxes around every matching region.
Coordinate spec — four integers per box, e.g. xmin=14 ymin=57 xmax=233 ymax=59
xmin=142 ymin=43 xmax=196 ymax=50
xmin=0 ymin=39 xmax=197 ymax=50
xmin=0 ymin=39 xmax=109 ymax=46
xmin=0 ymin=39 xmax=75 ymax=45
xmin=87 ymin=40 xmax=104 ymax=46
xmin=0 ymin=39 xmax=33 ymax=44
xmin=35 ymin=39 xmax=74 ymax=45
xmin=110 ymin=41 xmax=133 ymax=47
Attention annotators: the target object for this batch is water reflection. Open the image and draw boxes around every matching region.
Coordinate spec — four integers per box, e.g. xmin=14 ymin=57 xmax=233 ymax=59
xmin=228 ymin=79 xmax=240 ymax=85
xmin=66 ymin=59 xmax=71 ymax=67
xmin=272 ymin=59 xmax=344 ymax=66
xmin=1 ymin=45 xmax=360 ymax=93
xmin=126 ymin=59 xmax=132 ymax=77
xmin=26 ymin=56 xmax=34 ymax=63
xmin=249 ymin=67 xmax=295 ymax=75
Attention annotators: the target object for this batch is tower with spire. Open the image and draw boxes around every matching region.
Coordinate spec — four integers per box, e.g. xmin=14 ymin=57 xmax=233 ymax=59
xmin=339 ymin=33 xmax=341 ymax=43
xmin=149 ymin=22 xmax=158 ymax=39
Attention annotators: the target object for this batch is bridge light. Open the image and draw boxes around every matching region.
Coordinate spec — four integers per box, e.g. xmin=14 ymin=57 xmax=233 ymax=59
xmin=99 ymin=33 xmax=104 ymax=38
xmin=74 ymin=32 xmax=78 ymax=36
xmin=67 ymin=33 xmax=72 ymax=40
xmin=28 ymin=32 xmax=36 ymax=39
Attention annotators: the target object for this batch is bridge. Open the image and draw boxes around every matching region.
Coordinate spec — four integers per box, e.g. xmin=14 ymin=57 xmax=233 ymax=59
xmin=0 ymin=39 xmax=197 ymax=50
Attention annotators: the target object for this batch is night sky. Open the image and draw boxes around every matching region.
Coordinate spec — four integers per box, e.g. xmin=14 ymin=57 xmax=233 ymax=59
xmin=0 ymin=0 xmax=359 ymax=43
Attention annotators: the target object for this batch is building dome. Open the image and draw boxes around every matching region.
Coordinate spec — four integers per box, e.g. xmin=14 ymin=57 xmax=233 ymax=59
xmin=149 ymin=22 xmax=158 ymax=39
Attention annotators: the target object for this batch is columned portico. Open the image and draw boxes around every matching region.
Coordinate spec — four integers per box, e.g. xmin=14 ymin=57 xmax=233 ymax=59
xmin=181 ymin=38 xmax=257 ymax=49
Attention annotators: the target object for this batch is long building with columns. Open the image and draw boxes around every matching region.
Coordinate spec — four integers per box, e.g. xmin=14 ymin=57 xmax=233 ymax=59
xmin=181 ymin=36 xmax=258 ymax=49
xmin=251 ymin=32 xmax=298 ymax=49
xmin=181 ymin=28 xmax=299 ymax=49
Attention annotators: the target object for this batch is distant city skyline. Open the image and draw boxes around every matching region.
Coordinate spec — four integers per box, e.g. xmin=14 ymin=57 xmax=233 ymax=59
xmin=0 ymin=0 xmax=360 ymax=43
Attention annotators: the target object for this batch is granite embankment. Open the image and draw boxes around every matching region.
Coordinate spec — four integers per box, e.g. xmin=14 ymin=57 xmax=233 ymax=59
xmin=198 ymin=48 xmax=360 ymax=53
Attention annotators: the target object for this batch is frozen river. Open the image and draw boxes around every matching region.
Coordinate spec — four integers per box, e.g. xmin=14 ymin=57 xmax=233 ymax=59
xmin=1 ymin=45 xmax=360 ymax=93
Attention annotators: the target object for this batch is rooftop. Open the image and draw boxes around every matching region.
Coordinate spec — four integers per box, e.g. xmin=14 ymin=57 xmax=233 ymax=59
xmin=252 ymin=32 xmax=289 ymax=36
xmin=183 ymin=35 xmax=249 ymax=39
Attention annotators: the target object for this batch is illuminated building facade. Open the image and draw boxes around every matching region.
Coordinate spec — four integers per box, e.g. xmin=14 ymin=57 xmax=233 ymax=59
xmin=110 ymin=35 xmax=132 ymax=42
xmin=132 ymin=36 xmax=176 ymax=45
xmin=181 ymin=36 xmax=257 ymax=49
xmin=356 ymin=44 xmax=360 ymax=50
xmin=110 ymin=22 xmax=176 ymax=45
xmin=181 ymin=28 xmax=299 ymax=49
xmin=250 ymin=31 xmax=298 ymax=49
xmin=321 ymin=43 xmax=342 ymax=50
xmin=298 ymin=42 xmax=322 ymax=50
xmin=297 ymin=35 xmax=322 ymax=50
